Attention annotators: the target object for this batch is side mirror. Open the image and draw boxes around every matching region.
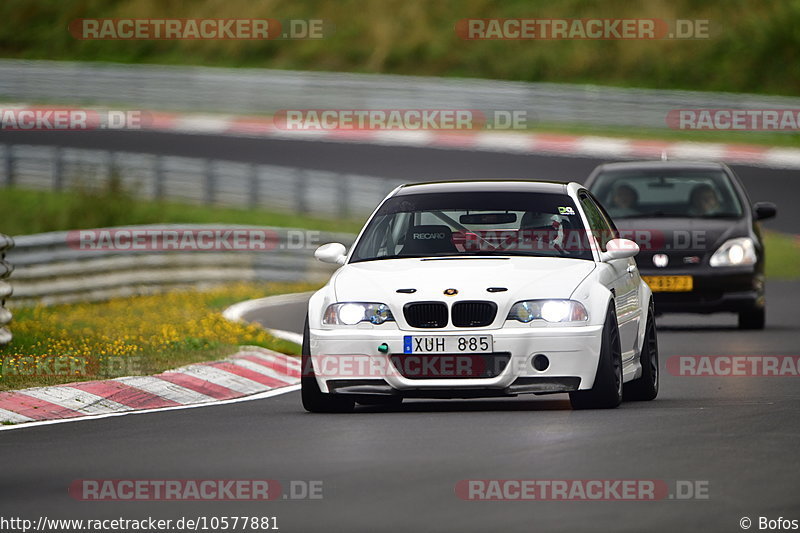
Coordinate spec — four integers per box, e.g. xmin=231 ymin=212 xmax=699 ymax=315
xmin=314 ymin=243 xmax=347 ymax=265
xmin=753 ymin=202 xmax=777 ymax=221
xmin=600 ymin=238 xmax=640 ymax=261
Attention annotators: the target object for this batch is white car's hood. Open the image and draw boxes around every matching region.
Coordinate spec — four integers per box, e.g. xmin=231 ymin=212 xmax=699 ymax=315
xmin=333 ymin=256 xmax=595 ymax=307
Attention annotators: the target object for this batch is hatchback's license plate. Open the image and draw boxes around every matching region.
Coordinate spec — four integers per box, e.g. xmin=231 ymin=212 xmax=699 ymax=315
xmin=643 ymin=275 xmax=694 ymax=292
xmin=403 ymin=335 xmax=493 ymax=354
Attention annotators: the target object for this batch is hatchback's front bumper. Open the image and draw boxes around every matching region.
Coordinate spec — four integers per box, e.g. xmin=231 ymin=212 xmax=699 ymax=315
xmin=641 ymin=266 xmax=764 ymax=314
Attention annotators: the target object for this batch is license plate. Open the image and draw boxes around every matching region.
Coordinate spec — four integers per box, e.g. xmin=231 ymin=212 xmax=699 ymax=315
xmin=643 ymin=275 xmax=693 ymax=292
xmin=403 ymin=335 xmax=493 ymax=354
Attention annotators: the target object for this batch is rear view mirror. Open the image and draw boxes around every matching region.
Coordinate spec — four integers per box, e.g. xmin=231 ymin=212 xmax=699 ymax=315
xmin=600 ymin=238 xmax=640 ymax=261
xmin=753 ymin=202 xmax=777 ymax=221
xmin=314 ymin=243 xmax=347 ymax=265
xmin=459 ymin=213 xmax=517 ymax=224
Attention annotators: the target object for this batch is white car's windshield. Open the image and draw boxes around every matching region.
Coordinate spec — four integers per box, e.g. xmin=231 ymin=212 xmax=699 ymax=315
xmin=351 ymin=191 xmax=594 ymax=262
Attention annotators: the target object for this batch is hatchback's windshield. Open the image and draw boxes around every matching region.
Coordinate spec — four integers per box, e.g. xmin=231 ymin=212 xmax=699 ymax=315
xmin=350 ymin=191 xmax=594 ymax=262
xmin=589 ymin=170 xmax=743 ymax=219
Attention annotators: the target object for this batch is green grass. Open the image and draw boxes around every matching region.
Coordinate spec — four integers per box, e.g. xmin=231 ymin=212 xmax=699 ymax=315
xmin=0 ymin=185 xmax=366 ymax=236
xmin=764 ymin=231 xmax=800 ymax=281
xmin=0 ymin=281 xmax=314 ymax=391
xmin=0 ymin=0 xmax=798 ymax=96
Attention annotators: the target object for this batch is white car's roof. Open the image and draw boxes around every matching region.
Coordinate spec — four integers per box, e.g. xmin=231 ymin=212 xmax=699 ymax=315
xmin=394 ymin=180 xmax=577 ymax=196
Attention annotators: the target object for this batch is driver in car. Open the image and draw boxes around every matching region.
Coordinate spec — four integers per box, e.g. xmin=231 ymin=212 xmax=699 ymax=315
xmin=609 ymin=184 xmax=640 ymax=216
xmin=689 ymin=184 xmax=721 ymax=216
xmin=517 ymin=212 xmax=566 ymax=252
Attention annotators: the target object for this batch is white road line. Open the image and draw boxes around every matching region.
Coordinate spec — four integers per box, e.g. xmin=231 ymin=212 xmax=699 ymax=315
xmin=20 ymin=387 xmax=131 ymax=415
xmin=173 ymin=115 xmax=234 ymax=133
xmin=223 ymin=293 xmax=310 ymax=345
xmin=371 ymin=130 xmax=435 ymax=146
xmin=667 ymin=142 xmax=728 ymax=160
xmin=764 ymin=148 xmax=800 ymax=169
xmin=116 ymin=376 xmax=216 ymax=404
xmin=223 ymin=291 xmax=313 ymax=321
xmin=577 ymin=136 xmax=634 ymax=157
xmin=474 ymin=132 xmax=535 ymax=152
xmin=265 ymin=328 xmax=304 ymax=345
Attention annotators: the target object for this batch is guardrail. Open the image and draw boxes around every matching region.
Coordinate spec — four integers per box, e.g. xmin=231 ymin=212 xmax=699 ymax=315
xmin=2 ymin=59 xmax=799 ymax=130
xmin=6 ymin=225 xmax=356 ymax=306
xmin=0 ymin=233 xmax=12 ymax=344
xmin=1 ymin=144 xmax=403 ymax=217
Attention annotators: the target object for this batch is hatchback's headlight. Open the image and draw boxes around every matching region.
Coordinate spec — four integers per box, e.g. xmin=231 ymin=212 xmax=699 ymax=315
xmin=323 ymin=302 xmax=394 ymax=325
xmin=709 ymin=237 xmax=757 ymax=267
xmin=507 ymin=300 xmax=588 ymax=323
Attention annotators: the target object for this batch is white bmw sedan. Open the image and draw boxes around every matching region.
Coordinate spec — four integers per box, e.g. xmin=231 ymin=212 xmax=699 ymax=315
xmin=303 ymin=180 xmax=658 ymax=412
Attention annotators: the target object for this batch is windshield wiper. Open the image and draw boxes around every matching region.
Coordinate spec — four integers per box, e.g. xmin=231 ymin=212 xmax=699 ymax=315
xmin=615 ymin=212 xmax=685 ymax=219
xmin=697 ymin=213 xmax=740 ymax=219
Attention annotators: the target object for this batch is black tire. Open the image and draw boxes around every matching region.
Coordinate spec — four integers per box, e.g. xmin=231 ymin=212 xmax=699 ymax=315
xmin=569 ymin=303 xmax=623 ymax=410
xmin=624 ymin=300 xmax=659 ymax=401
xmin=738 ymin=307 xmax=765 ymax=330
xmin=301 ymin=317 xmax=355 ymax=413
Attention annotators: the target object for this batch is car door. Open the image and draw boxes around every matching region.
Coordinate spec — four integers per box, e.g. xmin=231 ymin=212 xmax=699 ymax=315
xmin=579 ymin=192 xmax=640 ymax=360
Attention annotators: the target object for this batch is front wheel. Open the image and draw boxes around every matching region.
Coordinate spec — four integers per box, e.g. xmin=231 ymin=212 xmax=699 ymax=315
xmin=738 ymin=307 xmax=765 ymax=330
xmin=301 ymin=317 xmax=354 ymax=413
xmin=624 ymin=300 xmax=659 ymax=401
xmin=569 ymin=303 xmax=623 ymax=410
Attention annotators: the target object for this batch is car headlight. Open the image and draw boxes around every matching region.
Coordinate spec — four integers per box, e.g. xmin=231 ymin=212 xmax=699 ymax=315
xmin=323 ymin=302 xmax=395 ymax=325
xmin=506 ymin=300 xmax=588 ymax=324
xmin=709 ymin=237 xmax=757 ymax=267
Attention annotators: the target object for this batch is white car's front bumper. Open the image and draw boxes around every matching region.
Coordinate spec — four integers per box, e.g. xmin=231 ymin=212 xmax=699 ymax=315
xmin=309 ymin=324 xmax=604 ymax=397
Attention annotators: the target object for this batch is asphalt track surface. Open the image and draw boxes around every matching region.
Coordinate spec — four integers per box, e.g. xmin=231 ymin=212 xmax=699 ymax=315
xmin=1 ymin=130 xmax=798 ymax=532
xmin=1 ymin=280 xmax=798 ymax=532
xmin=1 ymin=129 xmax=798 ymax=234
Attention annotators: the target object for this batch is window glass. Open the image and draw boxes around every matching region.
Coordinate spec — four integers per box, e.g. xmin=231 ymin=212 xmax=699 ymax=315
xmin=579 ymin=193 xmax=615 ymax=252
xmin=588 ymin=170 xmax=743 ymax=219
xmin=351 ymin=191 xmax=594 ymax=262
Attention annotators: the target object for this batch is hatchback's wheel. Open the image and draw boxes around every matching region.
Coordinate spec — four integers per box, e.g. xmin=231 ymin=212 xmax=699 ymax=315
xmin=624 ymin=300 xmax=659 ymax=401
xmin=301 ymin=317 xmax=355 ymax=413
xmin=569 ymin=303 xmax=623 ymax=410
xmin=738 ymin=307 xmax=765 ymax=330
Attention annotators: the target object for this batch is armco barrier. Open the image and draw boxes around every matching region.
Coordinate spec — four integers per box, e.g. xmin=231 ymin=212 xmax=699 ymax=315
xmin=0 ymin=144 xmax=403 ymax=218
xmin=0 ymin=233 xmax=12 ymax=344
xmin=5 ymin=225 xmax=356 ymax=306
